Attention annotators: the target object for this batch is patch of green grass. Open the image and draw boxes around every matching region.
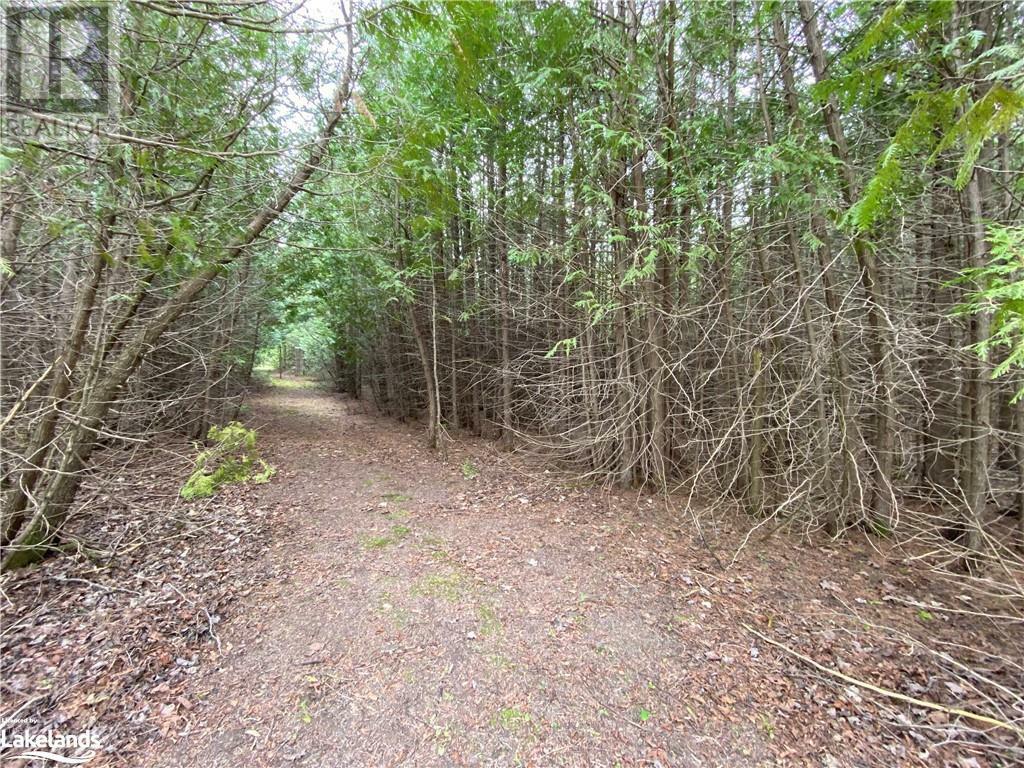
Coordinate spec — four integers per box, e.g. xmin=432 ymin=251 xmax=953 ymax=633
xmin=461 ymin=460 xmax=479 ymax=480
xmin=485 ymin=653 xmax=516 ymax=671
xmin=420 ymin=534 xmax=450 ymax=561
xmin=383 ymin=492 xmax=412 ymax=503
xmin=269 ymin=376 xmax=316 ymax=390
xmin=477 ymin=604 xmax=502 ymax=637
xmin=412 ymin=571 xmax=466 ymax=602
xmin=360 ymin=524 xmax=412 ymax=550
xmin=494 ymin=707 xmax=532 ymax=733
xmin=636 ymin=707 xmax=652 ymax=724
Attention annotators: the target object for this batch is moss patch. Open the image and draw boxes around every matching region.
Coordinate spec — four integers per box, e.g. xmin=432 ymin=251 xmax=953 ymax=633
xmin=411 ymin=571 xmax=466 ymax=602
xmin=180 ymin=422 xmax=274 ymax=500
xmin=360 ymin=524 xmax=411 ymax=550
xmin=494 ymin=707 xmax=532 ymax=733
xmin=477 ymin=604 xmax=502 ymax=637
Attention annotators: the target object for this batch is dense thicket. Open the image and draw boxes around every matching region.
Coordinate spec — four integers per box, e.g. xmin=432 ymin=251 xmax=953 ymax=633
xmin=2 ymin=0 xmax=1023 ymax=580
xmin=1 ymin=2 xmax=354 ymax=566
xmin=280 ymin=0 xmax=1024 ymax=573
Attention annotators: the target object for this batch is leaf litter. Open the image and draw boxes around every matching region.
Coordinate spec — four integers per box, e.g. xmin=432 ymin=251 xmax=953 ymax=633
xmin=3 ymin=383 xmax=1023 ymax=767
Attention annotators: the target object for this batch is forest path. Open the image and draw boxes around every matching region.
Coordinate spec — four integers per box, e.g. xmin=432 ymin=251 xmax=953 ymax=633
xmin=147 ymin=380 xmax=785 ymax=767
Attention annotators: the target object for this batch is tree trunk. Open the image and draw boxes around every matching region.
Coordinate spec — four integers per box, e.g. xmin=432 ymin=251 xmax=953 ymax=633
xmin=496 ymin=159 xmax=513 ymax=449
xmin=962 ymin=165 xmax=992 ymax=562
xmin=748 ymin=347 xmax=766 ymax=515
xmin=798 ymin=0 xmax=895 ymax=525
xmin=407 ymin=298 xmax=440 ymax=450
xmin=774 ymin=8 xmax=860 ymax=531
xmin=2 ymin=213 xmax=111 ymax=544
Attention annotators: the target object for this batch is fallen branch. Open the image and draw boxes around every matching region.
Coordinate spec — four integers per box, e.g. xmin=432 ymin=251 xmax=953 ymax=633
xmin=742 ymin=622 xmax=1024 ymax=739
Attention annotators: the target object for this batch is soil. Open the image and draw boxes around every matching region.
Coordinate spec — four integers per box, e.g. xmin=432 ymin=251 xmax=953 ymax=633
xmin=5 ymin=379 xmax=1022 ymax=767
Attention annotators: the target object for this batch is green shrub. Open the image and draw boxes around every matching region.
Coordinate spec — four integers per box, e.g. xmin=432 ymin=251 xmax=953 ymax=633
xmin=180 ymin=422 xmax=275 ymax=500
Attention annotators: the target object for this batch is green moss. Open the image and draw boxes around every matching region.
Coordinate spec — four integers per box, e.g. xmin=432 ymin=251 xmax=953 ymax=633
xmin=494 ymin=707 xmax=532 ymax=732
xmin=180 ymin=422 xmax=275 ymax=500
xmin=411 ymin=571 xmax=466 ymax=602
xmin=477 ymin=604 xmax=502 ymax=637
xmin=360 ymin=524 xmax=411 ymax=550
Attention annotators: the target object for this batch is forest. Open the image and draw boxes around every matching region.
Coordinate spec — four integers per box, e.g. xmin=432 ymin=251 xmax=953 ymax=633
xmin=2 ymin=0 xmax=1024 ymax=765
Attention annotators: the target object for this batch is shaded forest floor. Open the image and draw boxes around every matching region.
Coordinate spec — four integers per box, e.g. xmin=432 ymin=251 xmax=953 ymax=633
xmin=4 ymin=379 xmax=1022 ymax=767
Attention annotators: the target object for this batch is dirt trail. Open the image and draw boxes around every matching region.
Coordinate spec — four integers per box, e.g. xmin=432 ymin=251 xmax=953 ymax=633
xmin=146 ymin=381 xmax=963 ymax=767
xmin=146 ymin=381 xmax=773 ymax=767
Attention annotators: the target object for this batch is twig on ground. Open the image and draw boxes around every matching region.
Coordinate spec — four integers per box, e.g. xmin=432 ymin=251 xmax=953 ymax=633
xmin=742 ymin=622 xmax=1024 ymax=739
